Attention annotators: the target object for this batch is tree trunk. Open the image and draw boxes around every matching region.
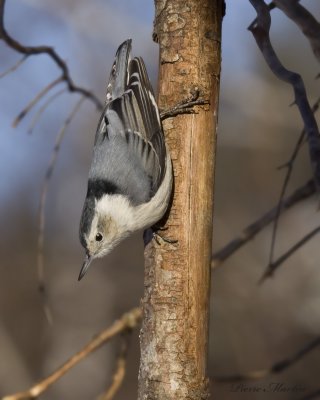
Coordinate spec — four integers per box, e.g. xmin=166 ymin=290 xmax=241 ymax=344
xmin=138 ymin=1 xmax=223 ymax=399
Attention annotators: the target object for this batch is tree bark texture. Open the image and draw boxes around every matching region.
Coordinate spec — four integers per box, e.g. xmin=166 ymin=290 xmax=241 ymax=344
xmin=138 ymin=1 xmax=222 ymax=399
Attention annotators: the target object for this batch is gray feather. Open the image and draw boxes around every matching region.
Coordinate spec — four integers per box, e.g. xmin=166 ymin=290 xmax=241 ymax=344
xmin=105 ymin=39 xmax=132 ymax=103
xmin=90 ymin=40 xmax=167 ymax=205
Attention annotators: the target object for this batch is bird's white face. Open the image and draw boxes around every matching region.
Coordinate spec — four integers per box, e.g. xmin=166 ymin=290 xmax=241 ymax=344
xmin=79 ymin=198 xmax=135 ymax=280
xmin=79 ymin=194 xmax=137 ymax=280
xmin=79 ymin=214 xmax=124 ymax=281
xmin=85 ymin=213 xmax=124 ymax=259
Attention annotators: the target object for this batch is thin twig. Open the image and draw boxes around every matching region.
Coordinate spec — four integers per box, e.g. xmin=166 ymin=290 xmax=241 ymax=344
xmin=2 ymin=307 xmax=142 ymax=400
xmin=214 ymin=336 xmax=320 ymax=382
xmin=98 ymin=334 xmax=131 ymax=400
xmin=27 ymin=88 xmax=67 ymax=134
xmin=0 ymin=55 xmax=27 ymax=79
xmin=0 ymin=0 xmax=102 ymax=111
xmin=268 ymin=130 xmax=305 ymax=267
xmin=248 ymin=1 xmax=301 ymax=31
xmin=248 ymin=1 xmax=276 ymax=31
xmin=273 ymin=0 xmax=320 ymax=64
xmin=12 ymin=77 xmax=63 ymax=128
xmin=268 ymin=97 xmax=320 ymax=270
xmin=248 ymin=0 xmax=320 ymax=193
xmin=260 ymin=225 xmax=320 ymax=282
xmin=211 ymin=180 xmax=315 ymax=269
xmin=37 ymin=97 xmax=85 ymax=324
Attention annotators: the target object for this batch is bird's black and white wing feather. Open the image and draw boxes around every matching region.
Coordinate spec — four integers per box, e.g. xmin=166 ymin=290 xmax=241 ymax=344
xmin=87 ymin=39 xmax=167 ymax=206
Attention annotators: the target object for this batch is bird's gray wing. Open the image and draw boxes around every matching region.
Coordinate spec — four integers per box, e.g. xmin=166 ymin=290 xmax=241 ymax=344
xmin=90 ymin=56 xmax=167 ymax=205
xmin=109 ymin=57 xmax=166 ymax=187
xmin=127 ymin=57 xmax=166 ymax=182
xmin=105 ymin=39 xmax=132 ymax=104
xmin=92 ymin=39 xmax=131 ymax=146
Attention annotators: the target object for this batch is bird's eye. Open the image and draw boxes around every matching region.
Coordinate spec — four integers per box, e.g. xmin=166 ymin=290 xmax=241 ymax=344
xmin=95 ymin=233 xmax=103 ymax=242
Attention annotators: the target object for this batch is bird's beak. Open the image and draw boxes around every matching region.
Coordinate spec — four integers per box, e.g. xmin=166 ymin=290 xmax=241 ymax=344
xmin=78 ymin=254 xmax=93 ymax=281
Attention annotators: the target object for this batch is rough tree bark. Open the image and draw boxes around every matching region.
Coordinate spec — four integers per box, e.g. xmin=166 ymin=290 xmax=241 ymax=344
xmin=138 ymin=1 xmax=223 ymax=399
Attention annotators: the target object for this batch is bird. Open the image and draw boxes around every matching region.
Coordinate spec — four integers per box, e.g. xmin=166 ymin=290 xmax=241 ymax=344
xmin=78 ymin=39 xmax=172 ymax=280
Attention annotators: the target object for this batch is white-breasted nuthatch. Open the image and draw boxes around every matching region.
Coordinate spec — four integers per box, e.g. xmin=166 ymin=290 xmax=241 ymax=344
xmin=78 ymin=39 xmax=172 ymax=280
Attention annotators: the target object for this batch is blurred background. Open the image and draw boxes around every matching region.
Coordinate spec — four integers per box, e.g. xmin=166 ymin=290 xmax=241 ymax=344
xmin=0 ymin=1 xmax=320 ymax=399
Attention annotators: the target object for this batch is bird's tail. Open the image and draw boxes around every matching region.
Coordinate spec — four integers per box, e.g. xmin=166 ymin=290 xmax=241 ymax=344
xmin=105 ymin=39 xmax=132 ymax=104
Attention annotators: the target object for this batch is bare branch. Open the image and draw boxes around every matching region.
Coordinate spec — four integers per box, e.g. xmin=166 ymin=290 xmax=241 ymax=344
xmin=268 ymin=97 xmax=320 ymax=270
xmin=2 ymin=307 xmax=142 ymax=400
xmin=139 ymin=1 xmax=221 ymax=397
xmin=211 ymin=180 xmax=315 ymax=269
xmin=268 ymin=130 xmax=305 ymax=266
xmin=37 ymin=97 xmax=85 ymax=323
xmin=248 ymin=1 xmax=301 ymax=31
xmin=27 ymin=88 xmax=67 ymax=134
xmin=248 ymin=1 xmax=276 ymax=30
xmin=12 ymin=77 xmax=63 ymax=128
xmin=0 ymin=0 xmax=103 ymax=111
xmin=0 ymin=55 xmax=27 ymax=79
xmin=273 ymin=0 xmax=320 ymax=64
xmin=214 ymin=336 xmax=320 ymax=382
xmin=248 ymin=0 xmax=320 ymax=195
xmin=98 ymin=334 xmax=130 ymax=400
xmin=260 ymin=225 xmax=320 ymax=282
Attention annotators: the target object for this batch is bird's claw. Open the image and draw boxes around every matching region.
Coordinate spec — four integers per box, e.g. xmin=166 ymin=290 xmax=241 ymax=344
xmin=143 ymin=227 xmax=178 ymax=247
xmin=152 ymin=231 xmax=178 ymax=246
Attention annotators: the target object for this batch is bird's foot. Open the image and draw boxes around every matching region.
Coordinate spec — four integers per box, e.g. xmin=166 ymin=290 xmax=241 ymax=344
xmin=160 ymin=89 xmax=209 ymax=121
xmin=143 ymin=227 xmax=178 ymax=247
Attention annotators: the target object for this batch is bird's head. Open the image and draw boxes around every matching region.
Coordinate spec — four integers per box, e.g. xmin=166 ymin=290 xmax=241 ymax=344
xmin=78 ymin=196 xmax=133 ymax=280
